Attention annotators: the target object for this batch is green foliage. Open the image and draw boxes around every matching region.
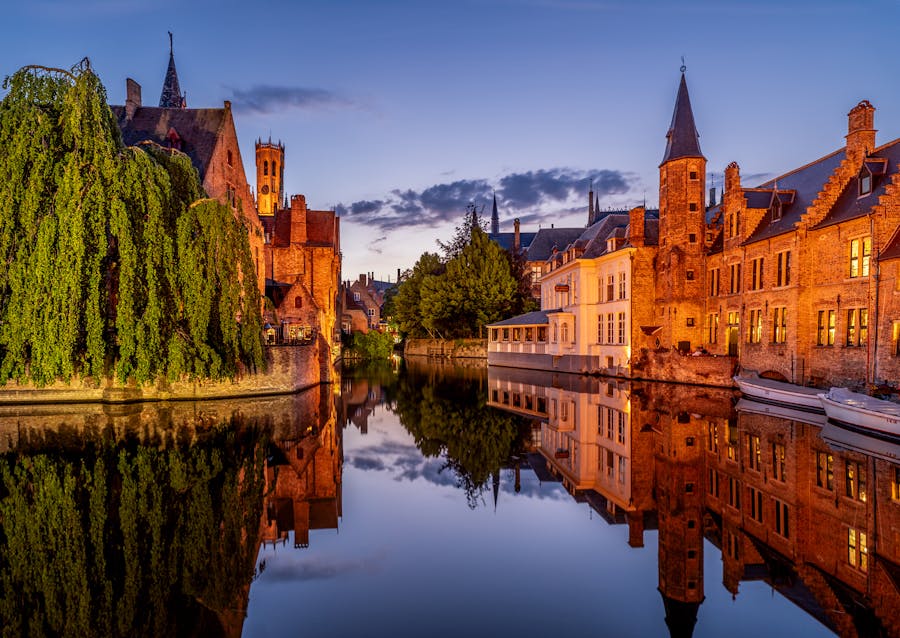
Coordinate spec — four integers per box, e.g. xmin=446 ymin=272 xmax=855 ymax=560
xmin=0 ymin=61 xmax=262 ymax=385
xmin=0 ymin=423 xmax=268 ymax=637
xmin=419 ymin=227 xmax=517 ymax=338
xmin=436 ymin=202 xmax=488 ymax=261
xmin=347 ymin=330 xmax=394 ymax=360
xmin=393 ymin=252 xmax=444 ymax=338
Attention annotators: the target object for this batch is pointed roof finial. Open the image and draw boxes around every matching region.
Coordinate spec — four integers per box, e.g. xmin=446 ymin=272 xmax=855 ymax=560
xmin=159 ymin=31 xmax=186 ymax=108
xmin=491 ymin=190 xmax=500 ymax=235
xmin=680 ymin=55 xmax=686 ymax=74
xmin=661 ymin=67 xmax=703 ymax=165
xmin=169 ymin=30 xmax=173 ymax=55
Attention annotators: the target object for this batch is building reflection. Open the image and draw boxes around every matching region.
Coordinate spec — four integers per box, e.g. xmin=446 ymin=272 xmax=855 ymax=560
xmin=487 ymin=367 xmax=900 ymax=637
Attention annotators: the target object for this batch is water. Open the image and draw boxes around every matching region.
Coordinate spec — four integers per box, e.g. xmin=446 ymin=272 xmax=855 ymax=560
xmin=0 ymin=361 xmax=896 ymax=637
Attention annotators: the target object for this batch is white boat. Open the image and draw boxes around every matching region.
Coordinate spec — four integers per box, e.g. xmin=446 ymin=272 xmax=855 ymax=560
xmin=819 ymin=387 xmax=900 ymax=437
xmin=821 ymin=421 xmax=900 ymax=463
xmin=733 ymin=374 xmax=824 ymax=413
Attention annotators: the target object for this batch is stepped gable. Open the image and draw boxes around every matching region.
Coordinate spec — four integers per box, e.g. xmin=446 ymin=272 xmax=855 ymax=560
xmin=812 ymin=137 xmax=900 ymax=230
xmin=525 ymin=227 xmax=585 ymax=262
xmin=741 ymin=148 xmax=845 ymax=244
xmin=113 ymin=106 xmax=226 ymax=181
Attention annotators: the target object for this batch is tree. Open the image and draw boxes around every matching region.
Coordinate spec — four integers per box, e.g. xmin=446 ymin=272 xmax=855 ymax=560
xmin=504 ymin=245 xmax=539 ymax=316
xmin=393 ymin=252 xmax=444 ymax=337
xmin=0 ymin=60 xmax=263 ymax=385
xmin=419 ymin=227 xmax=517 ymax=338
xmin=437 ymin=202 xmax=488 ymax=261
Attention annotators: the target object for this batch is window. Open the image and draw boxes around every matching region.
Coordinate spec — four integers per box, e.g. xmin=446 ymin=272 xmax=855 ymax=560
xmin=750 ymin=257 xmax=764 ymax=290
xmin=846 ymin=461 xmax=867 ymax=502
xmin=772 ymin=307 xmax=787 ymax=343
xmin=607 ymin=312 xmax=614 ymax=344
xmin=686 ymin=269 xmax=695 ymax=281
xmin=686 ymin=317 xmax=695 ymax=327
xmin=749 ymin=487 xmax=763 ymax=523
xmin=368 ymin=307 xmax=375 ymax=318
xmin=294 ymin=296 xmax=302 ymax=308
xmin=606 ymin=275 xmax=615 ymax=302
xmin=850 ymin=237 xmax=872 ymax=278
xmin=606 ymin=450 xmax=614 ymax=477
xmin=491 ymin=328 xmax=499 ymax=342
xmin=848 ymin=528 xmax=868 ymax=572
xmin=860 ymin=167 xmax=873 ymax=196
xmin=689 ymin=202 xmax=698 ymax=211
xmin=748 ymin=309 xmax=762 ymax=343
xmin=272 ymin=161 xmax=277 ymax=178
xmin=537 ymin=327 xmax=547 ymax=342
xmin=817 ymin=310 xmax=836 ymax=346
xmin=561 ymin=322 xmax=569 ymax=343
xmin=776 ymin=251 xmax=791 ymax=287
xmin=708 ymin=469 xmax=720 ymax=497
xmin=772 ymin=443 xmax=786 ymax=481
xmin=512 ymin=328 xmax=521 ymax=341
xmin=503 ymin=328 xmax=510 ymax=341
xmin=771 ymin=198 xmax=782 ymax=221
xmin=226 ymin=150 xmax=233 ymax=167
xmin=617 ymin=413 xmax=626 ymax=444
xmin=618 ymin=456 xmax=627 ymax=484
xmin=617 ymin=312 xmax=626 ymax=344
xmin=846 ymin=308 xmax=868 ymax=346
xmin=816 ymin=451 xmax=834 ymax=490
xmin=730 ymin=263 xmax=742 ymax=294
xmin=689 ymin=233 xmax=697 ymax=243
xmin=617 ymin=272 xmax=627 ymax=299
xmin=893 ymin=466 xmax=900 ymax=501
xmin=726 ymin=532 xmax=740 ymax=560
xmin=353 ymin=292 xmax=360 ymax=302
xmin=728 ymin=476 xmax=741 ymax=509
xmin=774 ymin=499 xmax=789 ymax=538
xmin=747 ymin=434 xmax=761 ymax=471
xmin=707 ymin=422 xmax=719 ymax=453
xmin=598 ymin=314 xmax=605 ymax=344
xmin=531 ymin=265 xmax=542 ymax=283
xmin=708 ymin=268 xmax=720 ymax=296
xmin=726 ymin=419 xmax=738 ymax=461
xmin=707 ymin=313 xmax=719 ymax=344
xmin=606 ymin=408 xmax=615 ymax=439
xmin=525 ymin=327 xmax=533 ymax=341
xmin=689 ymin=171 xmax=698 ymax=180
xmin=263 ymin=160 xmax=269 ymax=176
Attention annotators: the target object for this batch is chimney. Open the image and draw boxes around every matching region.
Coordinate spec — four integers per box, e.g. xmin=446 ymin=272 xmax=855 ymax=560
xmin=358 ymin=273 xmax=366 ymax=285
xmin=846 ymin=100 xmax=876 ymax=161
xmin=125 ymin=78 xmax=141 ymax=121
xmin=628 ymin=206 xmax=645 ymax=247
xmin=514 ymin=218 xmax=521 ymax=252
xmin=397 ymin=267 xmax=401 ymax=283
xmin=724 ymin=162 xmax=741 ymax=194
xmin=289 ymin=195 xmax=308 ymax=244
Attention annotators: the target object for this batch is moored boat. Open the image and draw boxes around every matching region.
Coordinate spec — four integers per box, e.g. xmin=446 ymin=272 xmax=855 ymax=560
xmin=733 ymin=373 xmax=824 ymax=413
xmin=819 ymin=387 xmax=900 ymax=437
xmin=735 ymin=397 xmax=827 ymax=427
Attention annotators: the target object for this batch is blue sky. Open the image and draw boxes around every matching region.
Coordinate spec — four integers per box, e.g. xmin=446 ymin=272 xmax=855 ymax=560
xmin=3 ymin=0 xmax=900 ymax=279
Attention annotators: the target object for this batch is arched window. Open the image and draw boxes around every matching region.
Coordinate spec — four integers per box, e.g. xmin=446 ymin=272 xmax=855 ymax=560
xmin=264 ymin=160 xmax=268 ymax=176
xmin=272 ymin=161 xmax=277 ymax=180
xmin=226 ymin=150 xmax=233 ymax=167
xmin=294 ymin=296 xmax=302 ymax=308
xmin=553 ymin=323 xmax=558 ymax=342
xmin=562 ymin=322 xmax=569 ymax=342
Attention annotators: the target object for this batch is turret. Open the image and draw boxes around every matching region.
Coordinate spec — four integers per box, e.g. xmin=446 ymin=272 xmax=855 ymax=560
xmin=256 ymin=139 xmax=285 ymax=216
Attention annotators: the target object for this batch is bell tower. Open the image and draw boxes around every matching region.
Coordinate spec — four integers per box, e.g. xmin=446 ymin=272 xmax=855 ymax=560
xmin=255 ymin=138 xmax=285 ymax=216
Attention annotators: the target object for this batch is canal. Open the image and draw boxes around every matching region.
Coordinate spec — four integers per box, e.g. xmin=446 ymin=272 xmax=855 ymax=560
xmin=0 ymin=360 xmax=896 ymax=637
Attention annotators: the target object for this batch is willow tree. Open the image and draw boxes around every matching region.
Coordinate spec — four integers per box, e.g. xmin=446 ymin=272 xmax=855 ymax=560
xmin=0 ymin=60 xmax=263 ymax=385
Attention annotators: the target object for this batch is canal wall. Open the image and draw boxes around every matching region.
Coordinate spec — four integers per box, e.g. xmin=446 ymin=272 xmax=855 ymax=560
xmin=0 ymin=345 xmax=325 ymax=405
xmin=632 ymin=347 xmax=737 ymax=387
xmin=404 ymin=338 xmax=487 ymax=359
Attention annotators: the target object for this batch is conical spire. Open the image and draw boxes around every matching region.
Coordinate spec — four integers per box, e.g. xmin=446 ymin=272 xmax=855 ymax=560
xmin=661 ymin=72 xmax=703 ymax=165
xmin=159 ymin=32 xmax=186 ymax=108
xmin=491 ymin=192 xmax=500 ymax=235
xmin=588 ymin=179 xmax=595 ymax=225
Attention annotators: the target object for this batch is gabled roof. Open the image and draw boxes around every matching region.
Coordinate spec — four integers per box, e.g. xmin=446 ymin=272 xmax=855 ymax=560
xmin=525 ymin=227 xmax=586 ymax=262
xmin=743 ymin=148 xmax=846 ymax=244
xmin=488 ymin=309 xmax=554 ymax=327
xmin=112 ymin=106 xmax=226 ymax=181
xmin=813 ymin=138 xmax=900 ymax=231
xmin=580 ymin=214 xmax=630 ymax=259
xmin=489 ymin=231 xmax=537 ymax=253
xmin=661 ymin=73 xmax=703 ymax=165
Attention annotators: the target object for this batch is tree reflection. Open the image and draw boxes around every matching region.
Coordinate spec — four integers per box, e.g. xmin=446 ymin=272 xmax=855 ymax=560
xmin=391 ymin=361 xmax=531 ymax=508
xmin=0 ymin=421 xmax=268 ymax=638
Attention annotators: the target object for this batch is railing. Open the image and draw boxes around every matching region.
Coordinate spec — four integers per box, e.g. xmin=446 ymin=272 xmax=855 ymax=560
xmin=264 ymin=327 xmax=318 ymax=346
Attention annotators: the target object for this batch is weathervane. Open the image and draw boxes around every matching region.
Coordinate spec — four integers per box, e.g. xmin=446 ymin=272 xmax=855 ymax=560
xmin=680 ymin=55 xmax=686 ymax=73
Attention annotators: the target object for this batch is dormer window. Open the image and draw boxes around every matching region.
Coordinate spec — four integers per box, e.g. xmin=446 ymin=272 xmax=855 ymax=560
xmin=859 ymin=167 xmax=873 ymax=196
xmin=771 ymin=197 xmax=782 ymax=222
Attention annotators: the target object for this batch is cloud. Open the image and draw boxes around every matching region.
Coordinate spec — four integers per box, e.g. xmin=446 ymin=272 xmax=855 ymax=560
xmin=335 ymin=168 xmax=638 ymax=233
xmin=348 ymin=455 xmax=387 ymax=471
xmin=260 ymin=554 xmax=385 ymax=583
xmin=226 ymin=85 xmax=359 ymax=114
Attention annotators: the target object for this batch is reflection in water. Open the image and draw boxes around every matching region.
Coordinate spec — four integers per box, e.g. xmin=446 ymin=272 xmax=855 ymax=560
xmin=5 ymin=364 xmax=900 ymax=637
xmin=487 ymin=366 xmax=900 ymax=637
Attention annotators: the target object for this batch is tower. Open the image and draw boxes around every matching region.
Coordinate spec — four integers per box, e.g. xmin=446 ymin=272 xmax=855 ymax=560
xmin=159 ymin=32 xmax=186 ymax=108
xmin=256 ymin=139 xmax=285 ymax=216
xmin=656 ymin=69 xmax=707 ymax=349
xmin=491 ymin=192 xmax=500 ymax=235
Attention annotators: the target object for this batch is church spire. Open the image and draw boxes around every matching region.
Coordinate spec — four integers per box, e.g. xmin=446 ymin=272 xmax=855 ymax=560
xmin=661 ymin=71 xmax=703 ymax=165
xmin=491 ymin=191 xmax=499 ymax=235
xmin=159 ymin=32 xmax=186 ymax=108
xmin=588 ymin=179 xmax=595 ymax=225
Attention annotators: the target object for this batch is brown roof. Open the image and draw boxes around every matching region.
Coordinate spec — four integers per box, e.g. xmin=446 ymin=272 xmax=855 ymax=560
xmin=112 ymin=106 xmax=226 ymax=180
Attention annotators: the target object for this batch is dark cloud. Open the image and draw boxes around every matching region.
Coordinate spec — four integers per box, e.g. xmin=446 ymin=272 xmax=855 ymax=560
xmin=226 ymin=85 xmax=358 ymax=114
xmin=335 ymin=168 xmax=638 ymax=233
xmin=260 ymin=555 xmax=384 ymax=583
xmin=348 ymin=455 xmax=387 ymax=471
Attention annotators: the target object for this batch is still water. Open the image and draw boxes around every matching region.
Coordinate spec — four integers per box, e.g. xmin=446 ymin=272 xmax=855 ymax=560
xmin=1 ymin=361 xmax=898 ymax=637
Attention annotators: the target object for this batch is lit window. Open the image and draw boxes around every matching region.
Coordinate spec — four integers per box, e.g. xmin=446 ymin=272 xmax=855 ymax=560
xmin=772 ymin=443 xmax=786 ymax=481
xmin=748 ymin=309 xmax=762 ymax=343
xmin=747 ymin=434 xmax=762 ymax=471
xmin=817 ymin=310 xmax=836 ymax=346
xmin=776 ymin=251 xmax=791 ymax=286
xmin=892 ymin=466 xmax=900 ymax=501
xmin=816 ymin=451 xmax=834 ymax=490
xmin=848 ymin=528 xmax=868 ymax=572
xmin=707 ymin=422 xmax=719 ymax=453
xmin=845 ymin=461 xmax=867 ymax=502
xmin=772 ymin=307 xmax=787 ymax=344
xmin=850 ymin=237 xmax=872 ymax=278
xmin=707 ymin=313 xmax=719 ymax=344
xmin=750 ymin=257 xmax=764 ymax=290
xmin=774 ymin=499 xmax=789 ymax=538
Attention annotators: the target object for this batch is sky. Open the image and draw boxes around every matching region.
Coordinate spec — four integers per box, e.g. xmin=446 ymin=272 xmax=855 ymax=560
xmin=3 ymin=0 xmax=900 ymax=281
